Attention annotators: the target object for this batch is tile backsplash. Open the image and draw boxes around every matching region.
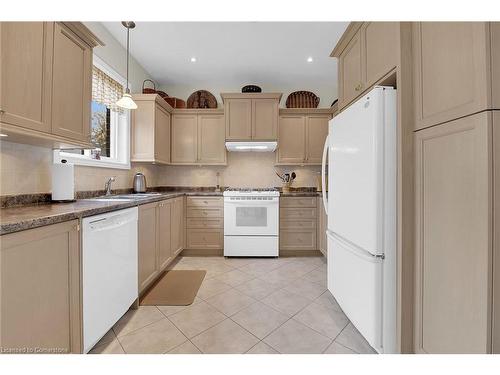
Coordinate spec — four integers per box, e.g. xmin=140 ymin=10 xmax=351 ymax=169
xmin=0 ymin=141 xmax=320 ymax=196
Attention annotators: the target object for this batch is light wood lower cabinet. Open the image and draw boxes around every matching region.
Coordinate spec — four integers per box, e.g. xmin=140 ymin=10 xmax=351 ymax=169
xmin=277 ymin=110 xmax=332 ymax=165
xmin=414 ymin=112 xmax=492 ymax=353
xmin=171 ymin=197 xmax=184 ymax=256
xmin=138 ymin=202 xmax=159 ymax=293
xmin=185 ymin=196 xmax=223 ymax=252
xmin=157 ymin=200 xmax=172 ymax=270
xmin=0 ymin=220 xmax=81 ymax=353
xmin=138 ymin=197 xmax=184 ymax=294
xmin=279 ymin=197 xmax=318 ymax=252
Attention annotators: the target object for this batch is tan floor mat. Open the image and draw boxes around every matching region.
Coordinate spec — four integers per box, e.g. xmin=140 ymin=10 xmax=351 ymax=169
xmin=140 ymin=270 xmax=206 ymax=306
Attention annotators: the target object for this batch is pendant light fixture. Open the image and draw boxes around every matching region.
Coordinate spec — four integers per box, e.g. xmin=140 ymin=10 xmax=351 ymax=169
xmin=116 ymin=21 xmax=138 ymax=110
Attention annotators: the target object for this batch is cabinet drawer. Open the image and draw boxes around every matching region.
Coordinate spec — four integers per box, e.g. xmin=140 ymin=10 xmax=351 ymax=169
xmin=186 ymin=207 xmax=223 ymax=218
xmin=280 ymin=219 xmax=316 ymax=230
xmin=280 ymin=207 xmax=317 ymax=220
xmin=186 ymin=196 xmax=223 ymax=208
xmin=186 ymin=218 xmax=223 ymax=229
xmin=280 ymin=230 xmax=317 ymax=251
xmin=186 ymin=229 xmax=223 ymax=249
xmin=280 ymin=197 xmax=317 ymax=208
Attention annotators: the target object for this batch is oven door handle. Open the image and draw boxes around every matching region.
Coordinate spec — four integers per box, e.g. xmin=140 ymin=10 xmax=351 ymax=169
xmin=224 ymin=200 xmax=279 ymax=205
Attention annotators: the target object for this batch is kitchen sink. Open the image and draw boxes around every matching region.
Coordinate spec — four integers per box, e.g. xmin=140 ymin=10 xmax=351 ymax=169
xmin=87 ymin=193 xmax=162 ymax=202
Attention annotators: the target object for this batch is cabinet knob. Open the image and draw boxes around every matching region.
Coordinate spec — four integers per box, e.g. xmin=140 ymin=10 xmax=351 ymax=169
xmin=355 ymin=83 xmax=363 ymax=92
xmin=0 ymin=109 xmax=5 ymax=114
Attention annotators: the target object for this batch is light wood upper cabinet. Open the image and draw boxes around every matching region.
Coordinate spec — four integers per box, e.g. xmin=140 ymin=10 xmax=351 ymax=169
xmin=154 ymin=105 xmax=171 ymax=164
xmin=414 ymin=112 xmax=492 ymax=353
xmin=332 ymin=22 xmax=400 ymax=111
xmin=0 ymin=22 xmax=53 ymax=133
xmin=362 ymin=22 xmax=399 ymax=87
xmin=338 ymin=30 xmax=363 ymax=109
xmin=222 ymin=93 xmax=282 ymax=140
xmin=198 ymin=114 xmax=226 ymax=164
xmin=171 ymin=114 xmax=197 ymax=163
xmin=51 ymin=23 xmax=92 ymax=142
xmin=131 ymin=95 xmax=172 ymax=164
xmin=0 ymin=22 xmax=100 ymax=148
xmin=171 ymin=110 xmax=226 ymax=165
xmin=252 ymin=99 xmax=278 ymax=140
xmin=277 ymin=109 xmax=332 ymax=165
xmin=278 ymin=115 xmax=306 ymax=164
xmin=413 ymin=22 xmax=496 ymax=130
xmin=138 ymin=202 xmax=159 ymax=293
xmin=225 ymin=98 xmax=252 ymax=140
xmin=306 ymin=115 xmax=330 ymax=163
xmin=157 ymin=200 xmax=172 ymax=270
xmin=0 ymin=220 xmax=81 ymax=353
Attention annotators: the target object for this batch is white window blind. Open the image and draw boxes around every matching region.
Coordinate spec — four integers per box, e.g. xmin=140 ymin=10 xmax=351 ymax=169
xmin=92 ymin=66 xmax=124 ymax=113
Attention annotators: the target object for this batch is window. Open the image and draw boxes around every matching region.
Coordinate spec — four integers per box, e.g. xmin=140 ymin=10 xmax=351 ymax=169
xmin=54 ymin=55 xmax=131 ymax=169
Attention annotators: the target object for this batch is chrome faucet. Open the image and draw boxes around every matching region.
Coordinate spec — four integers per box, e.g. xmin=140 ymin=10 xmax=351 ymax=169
xmin=104 ymin=177 xmax=116 ymax=196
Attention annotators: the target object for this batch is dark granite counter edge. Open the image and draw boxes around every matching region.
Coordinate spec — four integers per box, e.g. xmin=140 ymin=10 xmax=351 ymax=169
xmin=1 ymin=189 xmax=322 ymax=235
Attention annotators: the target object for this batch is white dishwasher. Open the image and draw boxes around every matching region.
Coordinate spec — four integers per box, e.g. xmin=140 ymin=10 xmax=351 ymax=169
xmin=82 ymin=207 xmax=138 ymax=353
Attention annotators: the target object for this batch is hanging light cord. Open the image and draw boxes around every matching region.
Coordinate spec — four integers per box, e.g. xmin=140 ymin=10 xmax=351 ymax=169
xmin=125 ymin=26 xmax=130 ymax=94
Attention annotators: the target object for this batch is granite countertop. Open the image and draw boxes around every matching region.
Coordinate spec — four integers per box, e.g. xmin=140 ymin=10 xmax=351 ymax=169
xmin=0 ymin=191 xmax=222 ymax=235
xmin=0 ymin=189 xmax=321 ymax=235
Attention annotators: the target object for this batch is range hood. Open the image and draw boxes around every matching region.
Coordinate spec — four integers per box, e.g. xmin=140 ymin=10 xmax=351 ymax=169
xmin=225 ymin=141 xmax=277 ymax=152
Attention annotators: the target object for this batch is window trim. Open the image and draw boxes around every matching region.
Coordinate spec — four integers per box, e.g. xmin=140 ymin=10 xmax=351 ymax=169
xmin=54 ymin=55 xmax=131 ymax=170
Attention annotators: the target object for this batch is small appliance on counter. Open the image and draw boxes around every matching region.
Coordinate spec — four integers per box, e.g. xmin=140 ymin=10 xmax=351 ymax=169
xmin=51 ymin=159 xmax=75 ymax=202
xmin=133 ymin=173 xmax=147 ymax=193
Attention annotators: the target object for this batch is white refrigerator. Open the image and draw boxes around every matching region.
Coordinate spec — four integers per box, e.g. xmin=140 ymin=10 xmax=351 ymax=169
xmin=321 ymin=86 xmax=397 ymax=353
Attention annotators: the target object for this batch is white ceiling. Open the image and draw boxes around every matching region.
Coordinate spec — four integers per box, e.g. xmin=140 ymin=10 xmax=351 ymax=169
xmin=101 ymin=22 xmax=348 ymax=102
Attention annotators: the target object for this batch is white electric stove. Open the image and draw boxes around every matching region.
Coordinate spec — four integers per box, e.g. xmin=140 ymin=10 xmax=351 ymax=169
xmin=223 ymin=188 xmax=280 ymax=257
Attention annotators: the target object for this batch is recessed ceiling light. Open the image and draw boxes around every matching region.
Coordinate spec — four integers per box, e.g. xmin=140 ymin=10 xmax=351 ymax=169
xmin=190 ymin=57 xmax=197 ymax=63
xmin=307 ymin=57 xmax=313 ymax=63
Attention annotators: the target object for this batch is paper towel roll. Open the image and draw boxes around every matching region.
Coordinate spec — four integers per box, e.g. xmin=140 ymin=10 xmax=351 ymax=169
xmin=52 ymin=160 xmax=75 ymax=201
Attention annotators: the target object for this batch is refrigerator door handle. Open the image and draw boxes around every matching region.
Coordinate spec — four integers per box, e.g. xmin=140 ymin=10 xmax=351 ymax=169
xmin=321 ymin=135 xmax=329 ymax=215
xmin=327 ymin=231 xmax=385 ymax=261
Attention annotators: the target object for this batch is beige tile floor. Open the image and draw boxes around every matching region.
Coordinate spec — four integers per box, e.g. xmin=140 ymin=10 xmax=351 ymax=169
xmin=89 ymin=256 xmax=376 ymax=354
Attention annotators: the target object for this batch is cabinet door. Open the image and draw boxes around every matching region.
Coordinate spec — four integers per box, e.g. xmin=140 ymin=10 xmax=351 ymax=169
xmin=51 ymin=23 xmax=92 ymax=142
xmin=138 ymin=202 xmax=158 ymax=293
xmin=318 ymin=196 xmax=327 ymax=257
xmin=154 ymin=105 xmax=171 ymax=164
xmin=171 ymin=197 xmax=184 ymax=256
xmin=131 ymin=101 xmax=155 ymax=162
xmin=277 ymin=115 xmax=306 ymax=164
xmin=339 ymin=30 xmax=363 ymax=109
xmin=413 ymin=22 xmax=490 ymax=130
xmin=0 ymin=220 xmax=81 ymax=353
xmin=171 ymin=114 xmax=198 ymax=163
xmin=306 ymin=115 xmax=330 ymax=164
xmin=225 ymin=98 xmax=252 ymax=140
xmin=252 ymin=99 xmax=278 ymax=140
xmin=414 ymin=112 xmax=491 ymax=353
xmin=198 ymin=114 xmax=226 ymax=164
xmin=0 ymin=22 xmax=53 ymax=133
xmin=493 ymin=111 xmax=500 ymax=353
xmin=362 ymin=22 xmax=399 ymax=86
xmin=157 ymin=200 xmax=172 ymax=270
xmin=279 ymin=230 xmax=317 ymax=251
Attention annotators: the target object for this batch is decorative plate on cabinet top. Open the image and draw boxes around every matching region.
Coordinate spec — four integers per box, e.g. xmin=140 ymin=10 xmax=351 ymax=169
xmin=187 ymin=90 xmax=217 ymax=108
xmin=241 ymin=85 xmax=262 ymax=93
xmin=286 ymin=91 xmax=320 ymax=108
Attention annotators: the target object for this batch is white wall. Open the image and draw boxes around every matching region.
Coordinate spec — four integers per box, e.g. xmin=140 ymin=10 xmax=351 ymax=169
xmin=84 ymin=22 xmax=153 ymax=94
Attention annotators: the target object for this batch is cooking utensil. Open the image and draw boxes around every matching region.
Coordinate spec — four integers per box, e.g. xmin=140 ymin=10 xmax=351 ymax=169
xmin=133 ymin=173 xmax=147 ymax=193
